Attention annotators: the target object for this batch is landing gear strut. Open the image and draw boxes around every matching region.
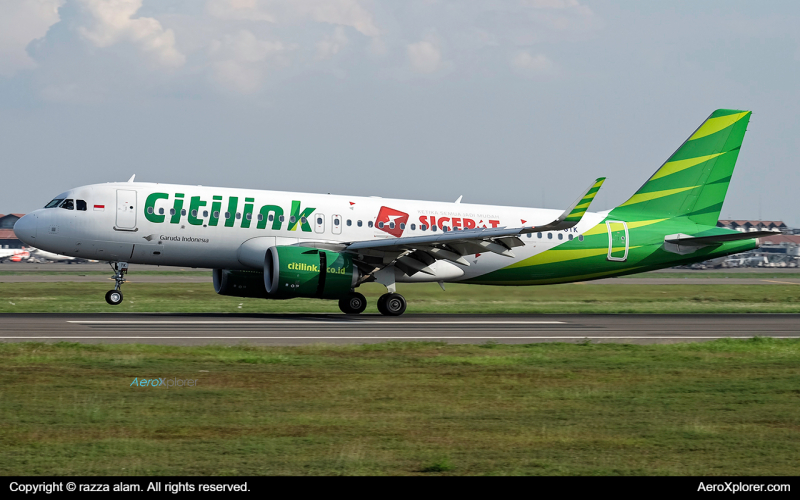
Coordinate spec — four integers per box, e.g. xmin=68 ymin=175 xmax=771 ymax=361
xmin=339 ymin=292 xmax=367 ymax=315
xmin=105 ymin=262 xmax=128 ymax=306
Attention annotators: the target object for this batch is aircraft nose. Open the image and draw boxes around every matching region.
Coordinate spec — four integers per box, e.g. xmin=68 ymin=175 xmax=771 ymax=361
xmin=14 ymin=213 xmax=38 ymax=246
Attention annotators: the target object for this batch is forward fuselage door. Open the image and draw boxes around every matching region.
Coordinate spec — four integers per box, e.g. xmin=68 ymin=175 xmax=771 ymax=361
xmin=332 ymin=214 xmax=342 ymax=235
xmin=314 ymin=213 xmax=325 ymax=234
xmin=606 ymin=220 xmax=629 ymax=261
xmin=116 ymin=190 xmax=137 ymax=230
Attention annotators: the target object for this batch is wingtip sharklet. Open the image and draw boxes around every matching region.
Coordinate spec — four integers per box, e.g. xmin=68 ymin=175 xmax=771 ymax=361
xmin=521 ymin=176 xmax=605 ymax=233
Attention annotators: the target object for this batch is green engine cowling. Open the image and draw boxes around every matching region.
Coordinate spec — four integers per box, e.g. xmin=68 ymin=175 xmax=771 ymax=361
xmin=264 ymin=246 xmax=359 ymax=300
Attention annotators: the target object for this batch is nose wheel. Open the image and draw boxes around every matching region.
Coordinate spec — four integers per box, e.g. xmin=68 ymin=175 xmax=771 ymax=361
xmin=105 ymin=261 xmax=128 ymax=306
xmin=105 ymin=290 xmax=124 ymax=305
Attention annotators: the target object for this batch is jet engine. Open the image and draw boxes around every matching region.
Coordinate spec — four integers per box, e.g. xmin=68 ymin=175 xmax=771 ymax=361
xmin=264 ymin=246 xmax=359 ymax=299
xmin=213 ymin=269 xmax=270 ymax=298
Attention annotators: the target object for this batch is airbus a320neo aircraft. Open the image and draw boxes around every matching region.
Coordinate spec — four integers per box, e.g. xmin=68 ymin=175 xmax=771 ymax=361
xmin=14 ymin=110 xmax=773 ymax=316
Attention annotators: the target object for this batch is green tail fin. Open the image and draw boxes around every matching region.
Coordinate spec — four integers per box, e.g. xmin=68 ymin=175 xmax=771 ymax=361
xmin=610 ymin=109 xmax=751 ymax=225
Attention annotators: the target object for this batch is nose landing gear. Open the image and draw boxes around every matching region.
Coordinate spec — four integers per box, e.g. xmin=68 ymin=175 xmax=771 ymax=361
xmin=105 ymin=262 xmax=128 ymax=306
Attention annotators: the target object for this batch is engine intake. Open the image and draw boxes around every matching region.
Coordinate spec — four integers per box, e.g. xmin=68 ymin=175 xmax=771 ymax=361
xmin=264 ymin=246 xmax=359 ymax=299
xmin=213 ymin=269 xmax=269 ymax=298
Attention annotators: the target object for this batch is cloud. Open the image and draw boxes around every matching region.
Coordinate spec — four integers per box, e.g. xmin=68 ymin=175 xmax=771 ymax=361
xmin=208 ymin=29 xmax=288 ymax=93
xmin=511 ymin=50 xmax=555 ymax=75
xmin=524 ymin=0 xmax=593 ymax=17
xmin=315 ymin=26 xmax=348 ymax=60
xmin=0 ymin=0 xmax=64 ymax=77
xmin=207 ymin=0 xmax=380 ymax=37
xmin=77 ymin=0 xmax=185 ymax=67
xmin=407 ymin=40 xmax=441 ymax=73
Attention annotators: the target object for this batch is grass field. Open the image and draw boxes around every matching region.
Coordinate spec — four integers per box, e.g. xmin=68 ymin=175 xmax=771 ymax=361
xmin=1 ymin=339 xmax=799 ymax=475
xmin=1 ymin=282 xmax=800 ymax=314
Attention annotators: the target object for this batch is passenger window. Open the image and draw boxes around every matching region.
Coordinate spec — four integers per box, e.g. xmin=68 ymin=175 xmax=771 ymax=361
xmin=147 ymin=207 xmax=154 ymax=215
xmin=388 ymin=222 xmax=394 ymax=229
xmin=224 ymin=212 xmax=230 ymax=219
xmin=257 ymin=214 xmax=264 ymax=221
xmin=289 ymin=216 xmax=296 ymax=223
xmin=246 ymin=213 xmax=252 ymax=220
xmin=181 ymin=209 xmax=187 ymax=216
xmin=411 ymin=224 xmax=416 ymax=230
xmin=579 ymin=234 xmax=584 ymax=242
xmin=159 ymin=208 xmax=165 ymax=215
xmin=203 ymin=210 xmax=209 ymax=217
xmin=421 ymin=225 xmax=427 ymax=231
xmin=317 ymin=217 xmax=323 ymax=225
xmin=268 ymin=214 xmax=274 ymax=221
xmin=279 ymin=215 xmax=285 ymax=222
xmin=334 ymin=218 xmax=340 ymax=225
xmin=213 ymin=211 xmax=219 ymax=218
xmin=378 ymin=222 xmax=384 ymax=228
xmin=431 ymin=225 xmax=437 ymax=232
xmin=76 ymin=200 xmax=87 ymax=211
xmin=191 ymin=210 xmax=198 ymax=217
xmin=537 ymin=232 xmax=542 ymax=238
xmin=547 ymin=233 xmax=552 ymax=239
xmin=400 ymin=223 xmax=405 ymax=230
xmin=170 ymin=209 xmax=176 ymax=216
xmin=357 ymin=220 xmax=362 ymax=227
xmin=526 ymin=233 xmax=531 ymax=238
xmin=569 ymin=234 xmax=573 ymax=240
xmin=301 ymin=216 xmax=307 ymax=224
xmin=60 ymin=199 xmax=74 ymax=210
xmin=558 ymin=233 xmax=563 ymax=240
xmin=347 ymin=220 xmax=352 ymax=226
xmin=368 ymin=221 xmax=373 ymax=228
xmin=236 ymin=213 xmax=242 ymax=220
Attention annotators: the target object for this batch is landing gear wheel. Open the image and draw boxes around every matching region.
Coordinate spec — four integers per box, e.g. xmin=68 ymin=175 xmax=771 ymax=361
xmin=339 ymin=292 xmax=367 ymax=315
xmin=105 ymin=290 xmax=123 ymax=306
xmin=378 ymin=293 xmax=406 ymax=316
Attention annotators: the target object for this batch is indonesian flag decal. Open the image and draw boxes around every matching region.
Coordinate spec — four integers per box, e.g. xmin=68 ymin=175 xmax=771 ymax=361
xmin=375 ymin=206 xmax=408 ymax=238
xmin=94 ymin=204 xmax=105 ymax=211
xmin=349 ymin=201 xmax=355 ymax=210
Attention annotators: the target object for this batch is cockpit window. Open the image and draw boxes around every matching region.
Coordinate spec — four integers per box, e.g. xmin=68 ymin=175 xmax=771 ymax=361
xmin=45 ymin=199 xmax=64 ymax=208
xmin=76 ymin=200 xmax=87 ymax=211
xmin=60 ymin=199 xmax=74 ymax=210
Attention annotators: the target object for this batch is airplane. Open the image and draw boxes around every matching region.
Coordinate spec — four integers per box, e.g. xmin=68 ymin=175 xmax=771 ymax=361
xmin=13 ymin=109 xmax=776 ymax=316
xmin=25 ymin=247 xmax=78 ymax=263
xmin=0 ymin=248 xmax=30 ymax=262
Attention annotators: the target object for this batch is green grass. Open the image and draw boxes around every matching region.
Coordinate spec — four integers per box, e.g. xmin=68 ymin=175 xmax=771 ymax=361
xmin=1 ymin=282 xmax=800 ymax=313
xmin=619 ymin=272 xmax=800 ymax=279
xmin=1 ymin=340 xmax=799 ymax=475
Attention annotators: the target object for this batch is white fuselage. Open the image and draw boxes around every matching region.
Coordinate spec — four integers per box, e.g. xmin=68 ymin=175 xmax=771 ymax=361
xmin=14 ymin=182 xmax=605 ymax=282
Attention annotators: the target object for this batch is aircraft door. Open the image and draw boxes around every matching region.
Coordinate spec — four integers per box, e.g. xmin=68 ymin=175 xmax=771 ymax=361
xmin=116 ymin=190 xmax=137 ymax=230
xmin=314 ymin=213 xmax=325 ymax=234
xmin=606 ymin=220 xmax=629 ymax=261
xmin=332 ymin=214 xmax=342 ymax=235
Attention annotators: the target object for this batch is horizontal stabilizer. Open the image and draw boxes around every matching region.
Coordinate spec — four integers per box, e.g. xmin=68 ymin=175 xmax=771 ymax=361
xmin=664 ymin=231 xmax=776 ymax=247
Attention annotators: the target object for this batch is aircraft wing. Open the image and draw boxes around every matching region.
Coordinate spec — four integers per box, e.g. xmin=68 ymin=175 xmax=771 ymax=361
xmin=340 ymin=177 xmax=605 ymax=276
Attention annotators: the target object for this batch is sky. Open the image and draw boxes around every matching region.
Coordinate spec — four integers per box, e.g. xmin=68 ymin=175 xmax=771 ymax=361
xmin=1 ymin=0 xmax=799 ymax=226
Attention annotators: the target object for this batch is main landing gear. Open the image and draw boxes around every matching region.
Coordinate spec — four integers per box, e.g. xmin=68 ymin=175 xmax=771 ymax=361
xmin=338 ymin=292 xmax=367 ymax=315
xmin=105 ymin=262 xmax=128 ymax=306
xmin=377 ymin=293 xmax=407 ymax=316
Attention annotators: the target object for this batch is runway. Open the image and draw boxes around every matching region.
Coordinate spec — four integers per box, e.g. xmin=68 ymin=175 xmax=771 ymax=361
xmin=1 ymin=313 xmax=799 ymax=345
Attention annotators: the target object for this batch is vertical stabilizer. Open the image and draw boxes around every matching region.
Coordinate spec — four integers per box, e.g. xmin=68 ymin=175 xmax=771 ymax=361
xmin=610 ymin=109 xmax=751 ymax=225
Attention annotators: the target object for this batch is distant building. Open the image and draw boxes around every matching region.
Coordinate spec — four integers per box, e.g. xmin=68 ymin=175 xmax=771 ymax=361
xmin=717 ymin=220 xmax=787 ymax=233
xmin=0 ymin=214 xmax=25 ymax=249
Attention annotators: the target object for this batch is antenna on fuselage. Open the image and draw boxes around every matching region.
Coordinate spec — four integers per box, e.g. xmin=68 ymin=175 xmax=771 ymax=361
xmin=455 ymin=195 xmax=462 ymax=204
xmin=127 ymin=174 xmax=136 ymax=183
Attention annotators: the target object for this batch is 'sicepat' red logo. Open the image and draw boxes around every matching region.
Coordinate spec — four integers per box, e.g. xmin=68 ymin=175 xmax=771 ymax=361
xmin=375 ymin=206 xmax=408 ymax=237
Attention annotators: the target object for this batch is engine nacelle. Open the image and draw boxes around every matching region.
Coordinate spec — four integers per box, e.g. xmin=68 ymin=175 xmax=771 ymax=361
xmin=213 ymin=269 xmax=269 ymax=298
xmin=264 ymin=246 xmax=359 ymax=299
